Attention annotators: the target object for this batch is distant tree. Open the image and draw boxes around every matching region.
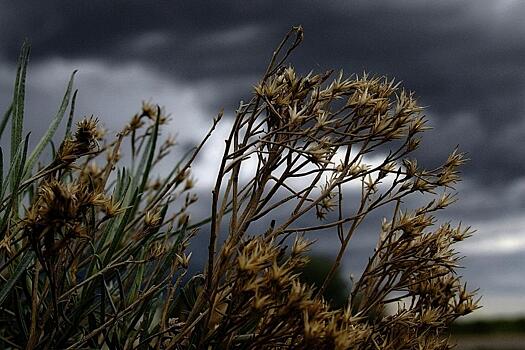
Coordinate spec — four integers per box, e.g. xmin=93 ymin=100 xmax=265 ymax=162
xmin=298 ymin=255 xmax=348 ymax=308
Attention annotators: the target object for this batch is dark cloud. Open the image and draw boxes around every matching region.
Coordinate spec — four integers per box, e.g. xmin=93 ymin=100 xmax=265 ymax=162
xmin=1 ymin=0 xmax=525 ymax=317
xmin=3 ymin=0 xmax=524 ymax=186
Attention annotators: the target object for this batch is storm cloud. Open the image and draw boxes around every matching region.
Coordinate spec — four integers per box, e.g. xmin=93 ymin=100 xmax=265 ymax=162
xmin=1 ymin=0 xmax=524 ymax=317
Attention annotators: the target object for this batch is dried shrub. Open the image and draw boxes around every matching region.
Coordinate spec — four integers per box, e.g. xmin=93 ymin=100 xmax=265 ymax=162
xmin=0 ymin=28 xmax=478 ymax=349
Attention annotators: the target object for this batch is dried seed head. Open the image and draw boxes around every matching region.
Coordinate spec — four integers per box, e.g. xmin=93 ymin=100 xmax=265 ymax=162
xmin=287 ymin=104 xmax=306 ymax=125
xmin=141 ymin=101 xmax=169 ymax=124
xmin=306 ymin=142 xmax=331 ymax=165
xmin=175 ymin=252 xmax=192 ymax=269
xmin=148 ymin=241 xmax=168 ymax=260
xmin=144 ymin=210 xmax=162 ymax=227
xmin=57 ymin=138 xmax=78 ymax=163
xmin=100 ymin=196 xmax=123 ymax=217
xmin=142 ymin=100 xmax=157 ymax=119
xmin=183 ymin=176 xmax=196 ymax=191
xmin=253 ymin=289 xmax=271 ymax=310
xmin=177 ymin=212 xmax=189 ymax=228
xmin=75 ymin=116 xmax=99 ymax=151
xmin=291 ymin=236 xmax=312 ymax=256
xmin=37 ymin=180 xmax=79 ymax=221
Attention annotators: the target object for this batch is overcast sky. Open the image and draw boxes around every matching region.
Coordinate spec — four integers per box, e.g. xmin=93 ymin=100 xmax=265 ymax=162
xmin=1 ymin=0 xmax=524 ymax=318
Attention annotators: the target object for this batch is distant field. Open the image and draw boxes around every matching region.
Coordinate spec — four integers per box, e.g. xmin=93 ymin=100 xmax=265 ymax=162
xmin=453 ymin=334 xmax=525 ymax=350
xmin=452 ymin=318 xmax=525 ymax=349
xmin=452 ymin=318 xmax=525 ymax=335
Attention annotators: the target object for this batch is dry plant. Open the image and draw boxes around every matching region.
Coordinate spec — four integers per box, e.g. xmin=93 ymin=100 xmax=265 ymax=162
xmin=0 ymin=27 xmax=478 ymax=349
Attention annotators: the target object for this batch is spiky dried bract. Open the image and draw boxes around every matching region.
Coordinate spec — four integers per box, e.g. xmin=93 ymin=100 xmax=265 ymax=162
xmin=207 ymin=235 xmax=375 ymax=349
xmin=1 ymin=28 xmax=477 ymax=350
xmin=186 ymin=28 xmax=477 ymax=349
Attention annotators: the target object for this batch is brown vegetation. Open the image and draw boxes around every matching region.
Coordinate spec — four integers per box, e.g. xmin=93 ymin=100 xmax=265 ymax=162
xmin=0 ymin=27 xmax=478 ymax=349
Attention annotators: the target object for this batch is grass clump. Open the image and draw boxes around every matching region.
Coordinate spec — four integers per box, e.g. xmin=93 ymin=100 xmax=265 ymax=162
xmin=0 ymin=27 xmax=478 ymax=349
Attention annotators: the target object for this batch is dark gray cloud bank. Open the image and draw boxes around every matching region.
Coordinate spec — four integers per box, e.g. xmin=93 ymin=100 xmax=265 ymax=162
xmin=1 ymin=0 xmax=524 ymax=317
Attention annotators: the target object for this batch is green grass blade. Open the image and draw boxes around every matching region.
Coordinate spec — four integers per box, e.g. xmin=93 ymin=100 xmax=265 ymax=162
xmin=97 ymin=174 xmax=132 ymax=250
xmin=10 ymin=41 xmax=30 ymax=169
xmin=1 ymin=148 xmax=18 ymax=202
xmin=0 ymin=252 xmax=33 ymax=306
xmin=81 ymin=173 xmax=132 ymax=288
xmin=0 ymin=148 xmax=3 ymax=201
xmin=102 ymin=188 xmax=139 ymax=265
xmin=139 ymin=109 xmax=161 ymax=193
xmin=126 ymin=249 xmax=146 ymax=304
xmin=0 ymin=103 xmax=12 ymax=139
xmin=64 ymin=89 xmax=78 ymax=139
xmin=98 ymin=112 xmax=161 ymax=265
xmin=24 ymin=70 xmax=77 ymax=177
xmin=0 ymin=134 xmax=30 ymax=233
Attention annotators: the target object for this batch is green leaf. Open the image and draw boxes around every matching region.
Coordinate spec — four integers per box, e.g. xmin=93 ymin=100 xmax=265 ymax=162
xmin=0 ymin=134 xmax=30 ymax=232
xmin=64 ymin=89 xmax=78 ymax=139
xmin=1 ymin=136 xmax=27 ymax=199
xmin=0 ymin=103 xmax=12 ymax=139
xmin=24 ymin=70 xmax=77 ymax=177
xmin=10 ymin=41 xmax=30 ymax=170
xmin=0 ymin=252 xmax=33 ymax=306
xmin=102 ymin=188 xmax=139 ymax=265
xmin=0 ymin=148 xmax=4 ymax=201
xmin=98 ymin=113 xmax=161 ymax=266
xmin=171 ymin=274 xmax=205 ymax=317
xmin=126 ymin=248 xmax=146 ymax=305
xmin=14 ymin=288 xmax=29 ymax=337
xmin=139 ymin=108 xmax=161 ymax=193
